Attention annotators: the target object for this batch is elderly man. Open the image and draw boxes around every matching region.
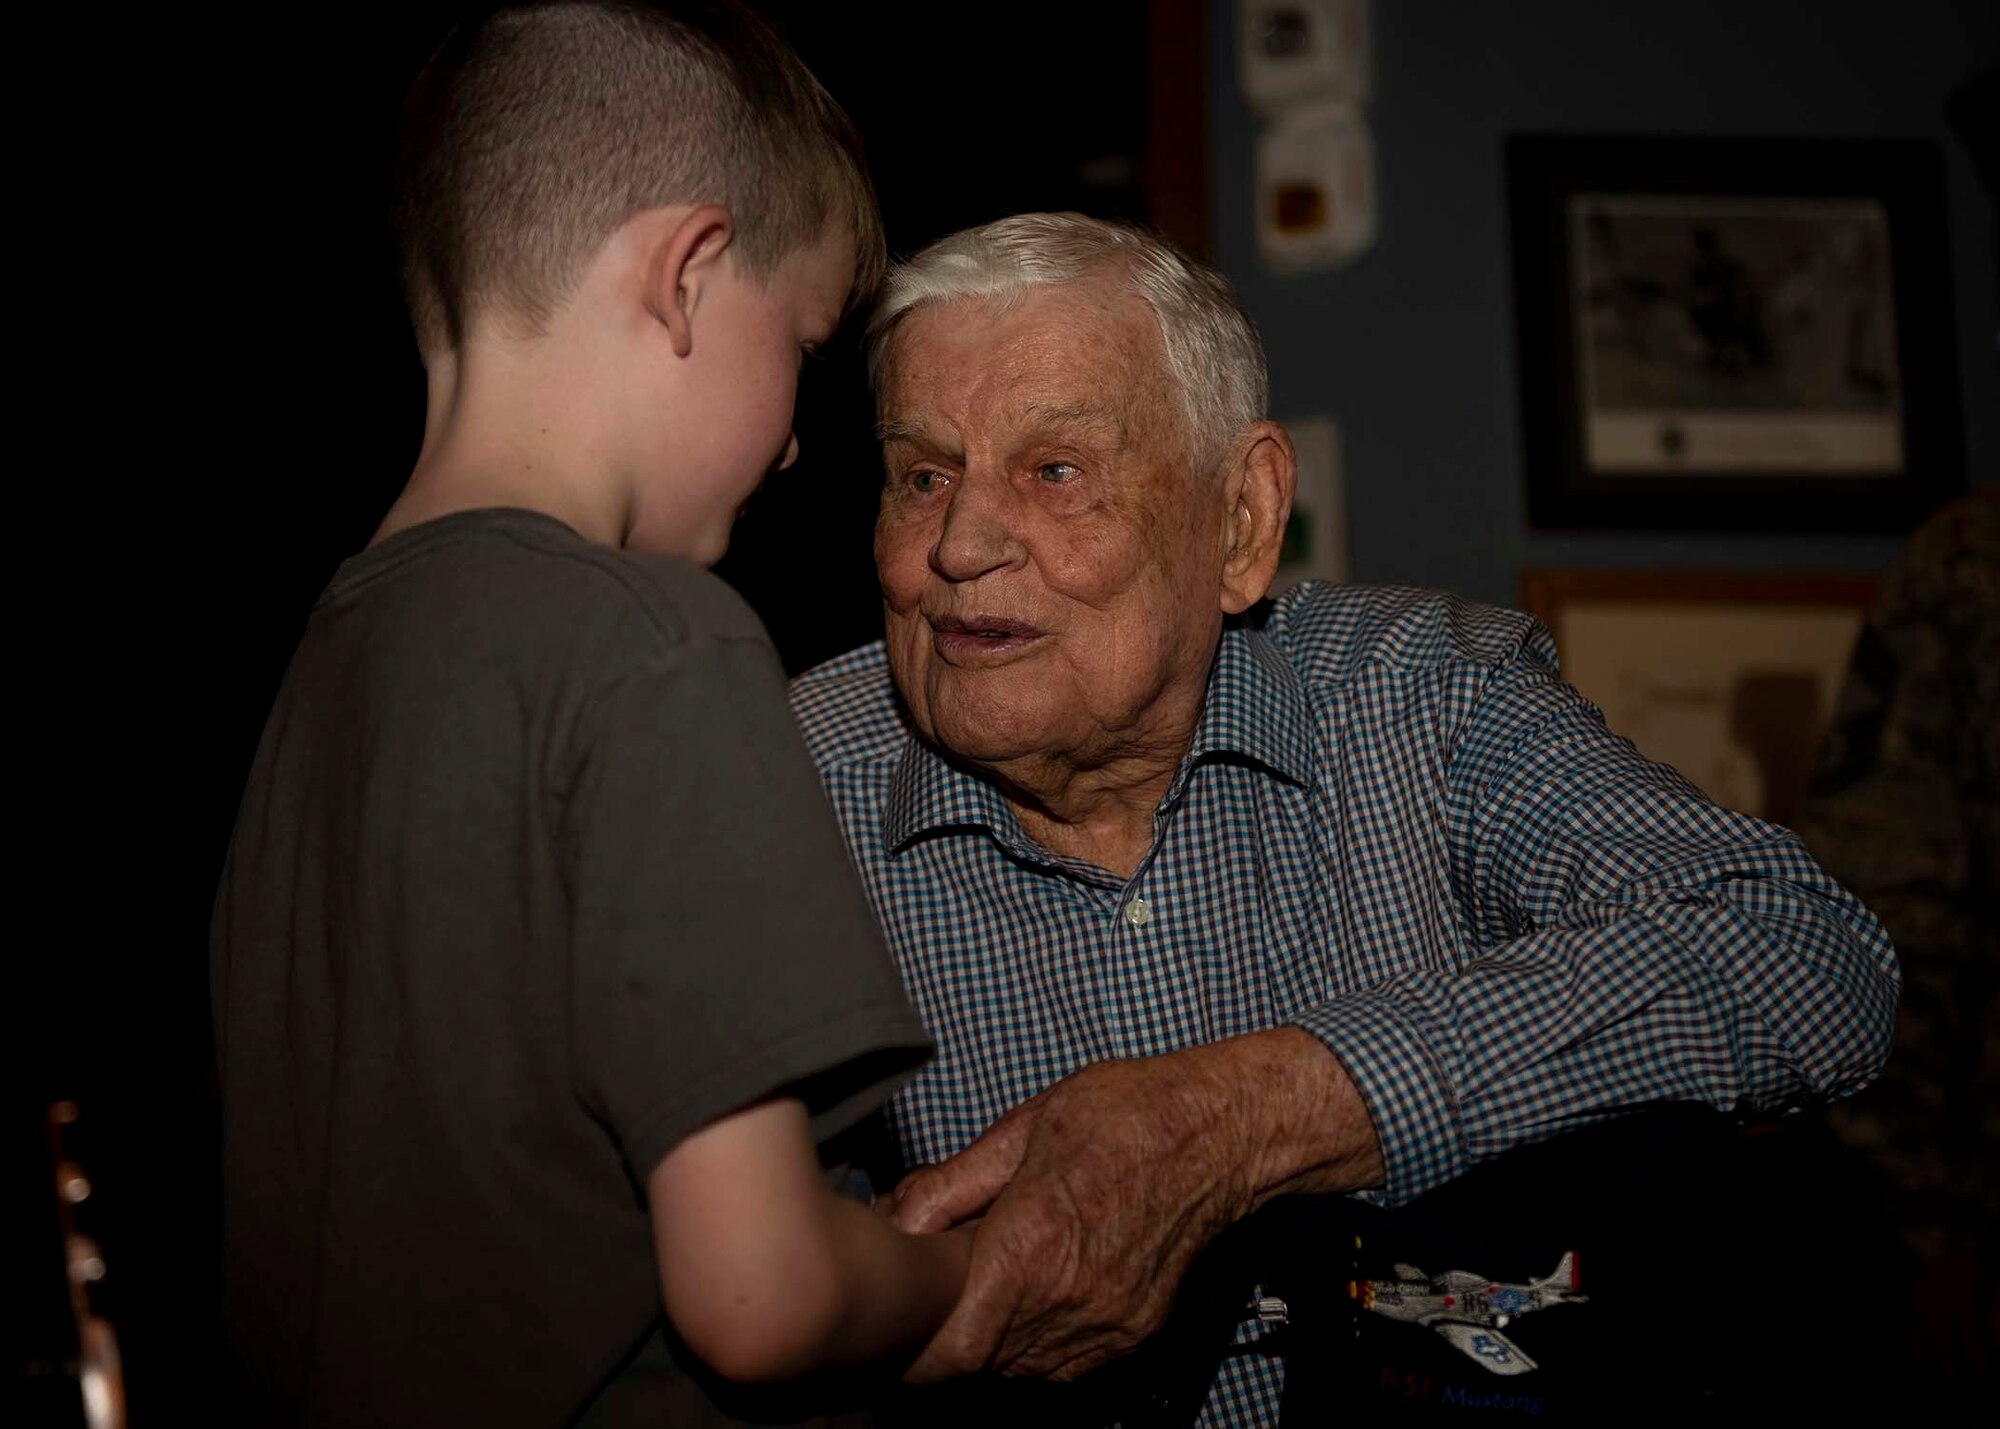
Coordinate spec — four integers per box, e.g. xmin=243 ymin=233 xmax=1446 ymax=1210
xmin=789 ymin=213 xmax=1895 ymax=1422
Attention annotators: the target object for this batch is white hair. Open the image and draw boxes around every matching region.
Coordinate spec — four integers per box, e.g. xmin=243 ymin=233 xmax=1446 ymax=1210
xmin=865 ymin=212 xmax=1270 ymax=473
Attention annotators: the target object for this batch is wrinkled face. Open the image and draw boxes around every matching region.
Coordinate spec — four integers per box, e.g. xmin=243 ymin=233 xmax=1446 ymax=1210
xmin=874 ymin=281 xmax=1229 ymax=773
xmin=630 ymin=231 xmax=853 ymax=563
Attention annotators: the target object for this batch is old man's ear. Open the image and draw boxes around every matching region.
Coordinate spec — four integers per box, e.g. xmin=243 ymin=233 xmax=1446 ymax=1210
xmin=1217 ymin=421 xmax=1298 ymax=616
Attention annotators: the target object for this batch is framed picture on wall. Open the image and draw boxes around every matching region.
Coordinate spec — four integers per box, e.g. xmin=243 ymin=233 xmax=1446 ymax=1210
xmin=1507 ymin=135 xmax=1963 ymax=532
xmin=1519 ymin=568 xmax=1879 ymax=829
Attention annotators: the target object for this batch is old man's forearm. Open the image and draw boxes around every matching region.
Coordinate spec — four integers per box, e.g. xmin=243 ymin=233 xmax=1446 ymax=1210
xmin=1215 ymin=1026 xmax=1386 ymax=1205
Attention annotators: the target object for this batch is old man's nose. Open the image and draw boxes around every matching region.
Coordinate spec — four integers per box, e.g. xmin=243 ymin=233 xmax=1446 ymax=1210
xmin=930 ymin=473 xmax=1027 ymax=581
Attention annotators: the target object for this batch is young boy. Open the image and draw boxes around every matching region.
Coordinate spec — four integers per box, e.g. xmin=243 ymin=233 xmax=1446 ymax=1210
xmin=210 ymin=4 xmax=967 ymax=1424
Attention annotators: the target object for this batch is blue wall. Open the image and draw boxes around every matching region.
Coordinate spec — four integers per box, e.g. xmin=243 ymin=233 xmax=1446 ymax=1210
xmin=1209 ymin=1 xmax=1998 ymax=605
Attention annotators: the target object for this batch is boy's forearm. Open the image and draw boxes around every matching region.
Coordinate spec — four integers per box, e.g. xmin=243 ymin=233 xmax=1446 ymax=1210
xmin=650 ymin=1098 xmax=970 ymax=1384
xmin=813 ymin=1193 xmax=971 ymax=1373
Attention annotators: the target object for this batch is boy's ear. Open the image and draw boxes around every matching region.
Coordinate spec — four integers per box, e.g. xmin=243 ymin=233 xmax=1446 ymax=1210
xmin=641 ymin=204 xmax=735 ymax=358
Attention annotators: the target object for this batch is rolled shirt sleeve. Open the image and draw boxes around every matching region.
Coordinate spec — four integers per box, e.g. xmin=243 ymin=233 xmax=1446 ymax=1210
xmin=1292 ymin=624 xmax=1900 ymax=1206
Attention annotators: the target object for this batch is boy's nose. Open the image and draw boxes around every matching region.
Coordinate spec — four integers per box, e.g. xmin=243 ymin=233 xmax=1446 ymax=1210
xmin=776 ymin=433 xmax=801 ymax=472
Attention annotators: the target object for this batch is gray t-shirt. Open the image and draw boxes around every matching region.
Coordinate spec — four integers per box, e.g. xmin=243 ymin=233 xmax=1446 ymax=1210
xmin=212 ymin=509 xmax=929 ymax=1426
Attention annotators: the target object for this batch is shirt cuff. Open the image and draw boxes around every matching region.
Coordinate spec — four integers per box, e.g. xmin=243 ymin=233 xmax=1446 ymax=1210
xmin=1290 ymin=990 xmax=1467 ymax=1206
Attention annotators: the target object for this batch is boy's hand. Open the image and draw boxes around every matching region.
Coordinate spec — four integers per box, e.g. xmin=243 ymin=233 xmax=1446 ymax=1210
xmin=899 ymin=1223 xmax=978 ymax=1382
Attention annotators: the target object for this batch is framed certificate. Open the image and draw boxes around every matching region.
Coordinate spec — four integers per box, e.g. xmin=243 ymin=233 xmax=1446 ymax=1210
xmin=1507 ymin=135 xmax=1963 ymax=533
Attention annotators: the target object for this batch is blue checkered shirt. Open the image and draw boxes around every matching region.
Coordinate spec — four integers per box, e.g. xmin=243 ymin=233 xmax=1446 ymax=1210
xmin=790 ymin=582 xmax=1897 ymax=1426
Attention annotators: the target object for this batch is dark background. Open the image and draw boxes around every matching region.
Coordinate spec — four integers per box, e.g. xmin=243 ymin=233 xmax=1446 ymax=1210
xmin=18 ymin=1 xmax=1994 ymax=1421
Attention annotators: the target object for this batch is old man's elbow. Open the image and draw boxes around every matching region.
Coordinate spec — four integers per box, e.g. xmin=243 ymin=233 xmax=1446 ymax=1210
xmin=1749 ymin=876 xmax=1901 ymax=1103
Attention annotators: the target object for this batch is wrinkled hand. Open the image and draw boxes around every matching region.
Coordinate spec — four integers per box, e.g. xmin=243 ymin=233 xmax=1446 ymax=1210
xmin=890 ymin=1027 xmax=1382 ymax=1383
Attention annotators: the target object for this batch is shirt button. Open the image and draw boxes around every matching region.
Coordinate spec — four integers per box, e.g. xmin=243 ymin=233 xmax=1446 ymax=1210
xmin=1125 ymin=896 xmax=1151 ymax=927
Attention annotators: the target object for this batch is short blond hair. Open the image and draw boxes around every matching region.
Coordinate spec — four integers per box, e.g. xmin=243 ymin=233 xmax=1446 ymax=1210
xmin=393 ymin=0 xmax=884 ymax=352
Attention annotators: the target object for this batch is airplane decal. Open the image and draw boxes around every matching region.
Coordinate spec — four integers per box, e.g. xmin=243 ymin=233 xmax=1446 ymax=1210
xmin=1349 ymin=1251 xmax=1585 ymax=1376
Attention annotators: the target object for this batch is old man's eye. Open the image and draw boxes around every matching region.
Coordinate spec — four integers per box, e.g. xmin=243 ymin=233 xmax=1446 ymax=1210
xmin=1038 ymin=462 xmax=1079 ymax=483
xmin=909 ymin=468 xmax=949 ymax=493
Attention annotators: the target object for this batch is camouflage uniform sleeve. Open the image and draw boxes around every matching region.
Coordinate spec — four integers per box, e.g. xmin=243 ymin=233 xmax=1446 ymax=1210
xmin=1797 ymin=487 xmax=2000 ymax=1249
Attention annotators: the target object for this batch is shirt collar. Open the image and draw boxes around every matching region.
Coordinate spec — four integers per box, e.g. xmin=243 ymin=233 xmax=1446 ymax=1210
xmin=880 ymin=622 xmax=1315 ymax=856
xmin=882 ymin=735 xmax=1021 ymax=855
xmin=1184 ymin=622 xmax=1316 ymax=786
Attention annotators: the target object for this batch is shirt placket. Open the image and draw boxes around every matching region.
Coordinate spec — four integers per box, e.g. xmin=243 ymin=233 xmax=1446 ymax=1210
xmin=1105 ymin=770 xmax=1217 ymax=1059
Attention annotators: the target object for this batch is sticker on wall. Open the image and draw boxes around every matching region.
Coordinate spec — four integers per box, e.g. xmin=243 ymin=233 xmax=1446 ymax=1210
xmin=1272 ymin=415 xmax=1350 ymax=593
xmin=1241 ymin=0 xmax=1372 ymax=113
xmin=1255 ymin=100 xmax=1377 ymax=273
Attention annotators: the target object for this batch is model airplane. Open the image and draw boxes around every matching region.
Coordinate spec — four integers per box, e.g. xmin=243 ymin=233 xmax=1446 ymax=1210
xmin=1351 ymin=1250 xmax=1586 ymax=1376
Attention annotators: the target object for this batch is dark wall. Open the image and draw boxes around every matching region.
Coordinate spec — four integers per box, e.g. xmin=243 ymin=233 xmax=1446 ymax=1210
xmin=1208 ymin=0 xmax=1997 ymax=606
